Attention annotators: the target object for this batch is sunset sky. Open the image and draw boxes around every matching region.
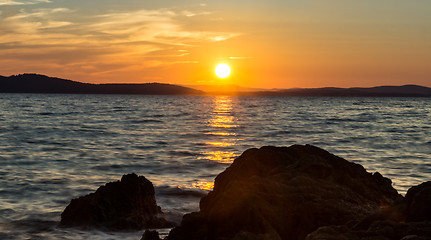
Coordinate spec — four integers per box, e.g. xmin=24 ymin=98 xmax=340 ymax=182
xmin=0 ymin=0 xmax=430 ymax=88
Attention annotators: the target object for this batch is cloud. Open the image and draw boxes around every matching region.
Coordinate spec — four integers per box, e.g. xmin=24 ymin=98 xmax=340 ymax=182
xmin=90 ymin=9 xmax=239 ymax=45
xmin=0 ymin=0 xmax=51 ymax=6
xmin=0 ymin=6 xmax=242 ymax=82
xmin=181 ymin=10 xmax=210 ymax=17
xmin=0 ymin=7 xmax=240 ymax=51
xmin=0 ymin=8 xmax=73 ymax=35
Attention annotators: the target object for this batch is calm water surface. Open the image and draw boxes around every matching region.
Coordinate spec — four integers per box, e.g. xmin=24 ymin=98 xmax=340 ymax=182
xmin=0 ymin=94 xmax=430 ymax=239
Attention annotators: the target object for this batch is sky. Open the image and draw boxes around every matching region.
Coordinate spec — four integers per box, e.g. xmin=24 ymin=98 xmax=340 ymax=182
xmin=0 ymin=0 xmax=430 ymax=89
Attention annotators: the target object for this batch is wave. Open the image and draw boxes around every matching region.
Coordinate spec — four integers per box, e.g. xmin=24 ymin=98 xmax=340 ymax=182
xmin=129 ymin=119 xmax=164 ymax=124
xmin=156 ymin=186 xmax=207 ymax=198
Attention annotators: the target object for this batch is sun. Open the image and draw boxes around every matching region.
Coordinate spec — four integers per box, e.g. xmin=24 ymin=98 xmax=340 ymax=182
xmin=215 ymin=63 xmax=231 ymax=78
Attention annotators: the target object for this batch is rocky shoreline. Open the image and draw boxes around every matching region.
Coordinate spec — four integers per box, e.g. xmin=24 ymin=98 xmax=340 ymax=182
xmin=61 ymin=145 xmax=431 ymax=240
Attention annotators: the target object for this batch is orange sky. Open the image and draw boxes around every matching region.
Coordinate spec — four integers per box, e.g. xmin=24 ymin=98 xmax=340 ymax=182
xmin=0 ymin=0 xmax=430 ymax=88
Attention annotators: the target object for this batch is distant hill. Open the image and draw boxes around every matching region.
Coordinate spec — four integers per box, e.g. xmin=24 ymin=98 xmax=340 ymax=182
xmin=185 ymin=83 xmax=431 ymax=97
xmin=0 ymin=74 xmax=203 ymax=95
xmin=1 ymin=73 xmax=430 ymax=97
xmin=253 ymin=85 xmax=431 ymax=97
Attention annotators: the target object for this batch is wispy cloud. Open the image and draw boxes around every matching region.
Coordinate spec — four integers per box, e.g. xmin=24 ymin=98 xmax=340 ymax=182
xmin=0 ymin=6 xmax=241 ymax=82
xmin=0 ymin=7 xmax=239 ymax=46
xmin=0 ymin=0 xmax=51 ymax=6
xmin=91 ymin=9 xmax=239 ymax=45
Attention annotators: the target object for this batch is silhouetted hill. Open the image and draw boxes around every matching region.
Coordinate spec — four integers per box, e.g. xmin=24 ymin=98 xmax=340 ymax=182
xmin=253 ymin=85 xmax=431 ymax=97
xmin=0 ymin=74 xmax=203 ymax=95
xmin=1 ymin=74 xmax=430 ymax=97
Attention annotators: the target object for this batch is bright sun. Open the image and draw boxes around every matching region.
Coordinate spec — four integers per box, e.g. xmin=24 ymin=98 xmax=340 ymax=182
xmin=215 ymin=63 xmax=231 ymax=78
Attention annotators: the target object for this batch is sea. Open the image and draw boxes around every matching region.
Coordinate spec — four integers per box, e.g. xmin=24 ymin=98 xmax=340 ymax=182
xmin=0 ymin=94 xmax=430 ymax=240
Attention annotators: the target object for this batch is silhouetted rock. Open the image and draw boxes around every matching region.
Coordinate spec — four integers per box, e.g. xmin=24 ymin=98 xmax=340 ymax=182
xmin=166 ymin=145 xmax=401 ymax=240
xmin=306 ymin=181 xmax=431 ymax=240
xmin=141 ymin=230 xmax=161 ymax=240
xmin=306 ymin=220 xmax=431 ymax=240
xmin=404 ymin=181 xmax=431 ymax=222
xmin=60 ymin=173 xmax=173 ymax=230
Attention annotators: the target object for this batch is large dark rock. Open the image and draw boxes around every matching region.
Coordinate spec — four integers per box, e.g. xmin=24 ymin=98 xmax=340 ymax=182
xmin=60 ymin=173 xmax=172 ymax=230
xmin=306 ymin=221 xmax=431 ymax=240
xmin=306 ymin=181 xmax=431 ymax=240
xmin=166 ymin=145 xmax=401 ymax=240
xmin=404 ymin=181 xmax=431 ymax=222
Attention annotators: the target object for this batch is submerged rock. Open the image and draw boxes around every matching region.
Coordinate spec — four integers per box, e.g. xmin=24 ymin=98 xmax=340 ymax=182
xmin=60 ymin=173 xmax=172 ymax=230
xmin=166 ymin=145 xmax=401 ymax=240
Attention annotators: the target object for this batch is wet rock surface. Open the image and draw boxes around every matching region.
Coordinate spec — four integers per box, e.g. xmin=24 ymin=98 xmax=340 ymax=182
xmin=165 ymin=145 xmax=402 ymax=240
xmin=60 ymin=173 xmax=172 ymax=230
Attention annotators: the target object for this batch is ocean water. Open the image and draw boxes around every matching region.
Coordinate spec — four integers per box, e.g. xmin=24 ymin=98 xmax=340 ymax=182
xmin=0 ymin=94 xmax=430 ymax=239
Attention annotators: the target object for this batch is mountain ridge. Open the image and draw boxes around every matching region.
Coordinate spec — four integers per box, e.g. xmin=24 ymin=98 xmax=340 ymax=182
xmin=1 ymin=73 xmax=430 ymax=97
xmin=259 ymin=84 xmax=431 ymax=97
xmin=0 ymin=74 xmax=203 ymax=95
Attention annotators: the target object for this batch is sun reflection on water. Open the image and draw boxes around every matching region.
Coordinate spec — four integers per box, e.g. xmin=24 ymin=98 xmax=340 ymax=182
xmin=192 ymin=181 xmax=215 ymax=191
xmin=198 ymin=96 xmax=239 ymax=165
xmin=208 ymin=115 xmax=239 ymax=128
xmin=202 ymin=151 xmax=236 ymax=163
xmin=207 ymin=142 xmax=235 ymax=147
xmin=206 ymin=132 xmax=236 ymax=136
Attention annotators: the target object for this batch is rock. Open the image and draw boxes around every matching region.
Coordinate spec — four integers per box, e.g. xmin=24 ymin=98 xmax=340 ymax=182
xmin=60 ymin=173 xmax=172 ymax=230
xmin=401 ymin=235 xmax=431 ymax=240
xmin=141 ymin=230 xmax=161 ymax=240
xmin=306 ymin=221 xmax=431 ymax=240
xmin=404 ymin=181 xmax=431 ymax=222
xmin=166 ymin=145 xmax=401 ymax=240
xmin=306 ymin=181 xmax=431 ymax=240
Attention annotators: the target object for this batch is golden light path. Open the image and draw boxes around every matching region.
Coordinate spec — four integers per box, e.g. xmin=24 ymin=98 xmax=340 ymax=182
xmin=192 ymin=181 xmax=215 ymax=191
xmin=194 ymin=96 xmax=239 ymax=191
xmin=203 ymin=96 xmax=239 ymax=163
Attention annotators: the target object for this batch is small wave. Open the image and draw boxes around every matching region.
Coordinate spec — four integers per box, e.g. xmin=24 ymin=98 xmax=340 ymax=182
xmin=129 ymin=119 xmax=164 ymax=124
xmin=91 ymin=164 xmax=123 ymax=171
xmin=0 ymin=208 xmax=16 ymax=216
xmin=326 ymin=118 xmax=354 ymax=122
xmin=55 ymin=159 xmax=68 ymax=163
xmin=156 ymin=186 xmax=207 ymax=198
xmin=169 ymin=150 xmax=196 ymax=157
xmin=38 ymin=112 xmax=54 ymax=116
xmin=261 ymin=130 xmax=291 ymax=137
xmin=135 ymin=145 xmax=158 ymax=150
xmin=91 ymin=163 xmax=152 ymax=171
xmin=38 ymin=178 xmax=68 ymax=185
xmin=113 ymin=108 xmax=128 ymax=112
xmin=170 ymin=112 xmax=189 ymax=117
xmin=8 ymin=218 xmax=57 ymax=233
xmin=147 ymin=114 xmax=165 ymax=118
